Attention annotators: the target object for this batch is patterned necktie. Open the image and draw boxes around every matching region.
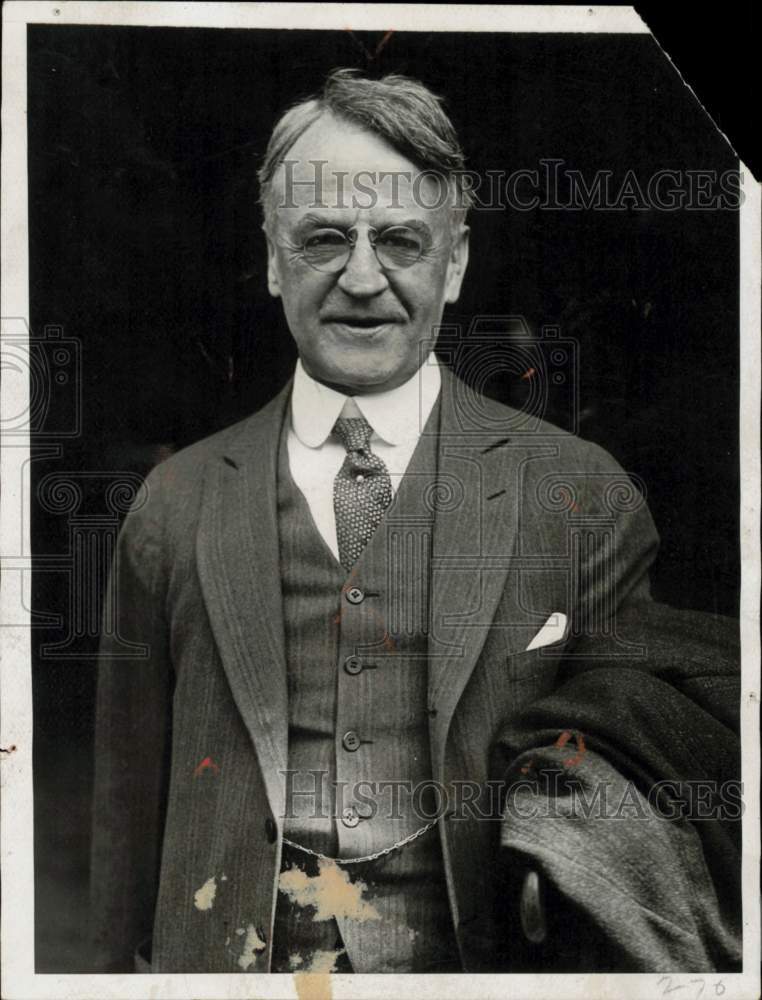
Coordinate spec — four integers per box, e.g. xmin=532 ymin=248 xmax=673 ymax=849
xmin=332 ymin=414 xmax=393 ymax=572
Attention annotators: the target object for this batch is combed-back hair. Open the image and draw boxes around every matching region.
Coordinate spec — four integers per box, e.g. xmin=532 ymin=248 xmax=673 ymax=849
xmin=258 ymin=68 xmax=471 ymax=227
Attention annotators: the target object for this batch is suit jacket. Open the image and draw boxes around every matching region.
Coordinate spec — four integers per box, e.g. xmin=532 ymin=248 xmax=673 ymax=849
xmin=90 ymin=366 xmax=661 ymax=972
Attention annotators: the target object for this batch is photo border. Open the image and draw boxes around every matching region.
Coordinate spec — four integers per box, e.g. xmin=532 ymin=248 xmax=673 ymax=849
xmin=2 ymin=4 xmax=759 ymax=998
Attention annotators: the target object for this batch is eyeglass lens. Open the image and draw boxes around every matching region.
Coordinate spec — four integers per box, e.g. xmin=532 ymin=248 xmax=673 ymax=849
xmin=303 ymin=227 xmax=424 ymax=272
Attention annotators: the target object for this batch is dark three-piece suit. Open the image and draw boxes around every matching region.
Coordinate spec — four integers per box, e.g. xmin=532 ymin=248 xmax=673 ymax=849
xmin=90 ymin=366 xmax=741 ymax=973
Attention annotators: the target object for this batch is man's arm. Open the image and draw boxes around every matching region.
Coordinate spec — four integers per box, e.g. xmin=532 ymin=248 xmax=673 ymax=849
xmin=89 ymin=469 xmax=173 ymax=972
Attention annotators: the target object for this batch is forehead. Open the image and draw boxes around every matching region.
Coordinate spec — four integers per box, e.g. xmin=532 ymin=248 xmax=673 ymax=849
xmin=268 ymin=112 xmax=450 ymax=223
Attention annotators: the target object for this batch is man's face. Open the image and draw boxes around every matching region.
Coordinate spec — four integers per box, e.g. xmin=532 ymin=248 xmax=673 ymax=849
xmin=264 ymin=114 xmax=469 ymax=394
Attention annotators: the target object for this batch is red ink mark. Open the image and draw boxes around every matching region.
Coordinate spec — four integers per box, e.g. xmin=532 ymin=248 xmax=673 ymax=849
xmin=373 ymin=30 xmax=395 ymax=59
xmin=344 ymin=28 xmax=395 ymax=63
xmin=194 ymin=756 xmax=220 ymax=778
xmin=558 ymin=487 xmax=580 ymax=514
xmin=521 ymin=367 xmax=536 ymax=380
xmin=554 ymin=730 xmax=586 ymax=768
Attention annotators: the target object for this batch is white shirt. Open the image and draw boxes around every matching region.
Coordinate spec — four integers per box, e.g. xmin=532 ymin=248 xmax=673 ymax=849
xmin=287 ymin=357 xmax=442 ymax=560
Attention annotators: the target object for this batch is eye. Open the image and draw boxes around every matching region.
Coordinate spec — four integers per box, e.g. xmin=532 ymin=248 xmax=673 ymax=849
xmin=375 ymin=226 xmax=424 ymax=267
xmin=303 ymin=229 xmax=347 ymax=250
xmin=376 ymin=228 xmax=422 ymax=252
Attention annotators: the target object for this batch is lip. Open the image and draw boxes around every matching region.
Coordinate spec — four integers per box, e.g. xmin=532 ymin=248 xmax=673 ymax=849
xmin=323 ymin=317 xmax=401 ymax=327
xmin=323 ymin=318 xmax=400 ymax=337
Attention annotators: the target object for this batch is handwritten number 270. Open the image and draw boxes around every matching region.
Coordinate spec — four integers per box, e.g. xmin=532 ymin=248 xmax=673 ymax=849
xmin=658 ymin=977 xmax=725 ymax=998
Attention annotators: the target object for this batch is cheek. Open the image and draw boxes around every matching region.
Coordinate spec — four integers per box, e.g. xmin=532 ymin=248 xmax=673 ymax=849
xmin=278 ymin=270 xmax=328 ymax=316
xmin=404 ymin=279 xmax=448 ymax=322
xmin=393 ymin=267 xmax=444 ymax=312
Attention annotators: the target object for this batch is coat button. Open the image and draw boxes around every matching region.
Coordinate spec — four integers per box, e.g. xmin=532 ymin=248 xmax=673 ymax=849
xmin=342 ymin=730 xmax=361 ymax=752
xmin=341 ymin=806 xmax=360 ymax=828
xmin=345 ymin=587 xmax=364 ymax=604
xmin=343 ymin=656 xmax=363 ymax=675
xmin=264 ymin=817 xmax=277 ymax=844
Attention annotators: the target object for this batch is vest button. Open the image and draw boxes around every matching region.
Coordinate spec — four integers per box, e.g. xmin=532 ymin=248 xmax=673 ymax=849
xmin=346 ymin=587 xmax=364 ymax=604
xmin=264 ymin=817 xmax=277 ymax=844
xmin=342 ymin=730 xmax=361 ymax=752
xmin=343 ymin=656 xmax=363 ymax=676
xmin=341 ymin=806 xmax=360 ymax=828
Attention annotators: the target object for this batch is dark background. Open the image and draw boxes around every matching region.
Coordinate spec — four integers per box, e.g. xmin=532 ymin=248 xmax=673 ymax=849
xmin=28 ymin=17 xmax=744 ymax=971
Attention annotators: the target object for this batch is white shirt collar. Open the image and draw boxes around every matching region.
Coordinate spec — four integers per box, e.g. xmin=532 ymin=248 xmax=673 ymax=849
xmin=290 ymin=355 xmax=441 ymax=448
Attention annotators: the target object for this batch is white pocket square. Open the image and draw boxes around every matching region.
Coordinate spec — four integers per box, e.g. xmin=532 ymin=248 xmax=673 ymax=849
xmin=525 ymin=612 xmax=568 ymax=652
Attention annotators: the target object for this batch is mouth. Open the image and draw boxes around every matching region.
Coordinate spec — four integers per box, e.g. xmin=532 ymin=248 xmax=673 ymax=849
xmin=323 ymin=316 xmax=401 ymax=329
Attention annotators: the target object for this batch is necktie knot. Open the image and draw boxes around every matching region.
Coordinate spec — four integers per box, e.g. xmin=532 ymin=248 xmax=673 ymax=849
xmin=333 ymin=415 xmax=374 ymax=455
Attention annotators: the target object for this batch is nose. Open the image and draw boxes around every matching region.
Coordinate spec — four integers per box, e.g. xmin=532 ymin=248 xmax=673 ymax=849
xmin=336 ymin=233 xmax=389 ymax=299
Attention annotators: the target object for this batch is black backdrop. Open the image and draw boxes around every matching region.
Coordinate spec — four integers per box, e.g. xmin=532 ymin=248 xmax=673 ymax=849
xmin=28 ymin=24 xmax=740 ymax=970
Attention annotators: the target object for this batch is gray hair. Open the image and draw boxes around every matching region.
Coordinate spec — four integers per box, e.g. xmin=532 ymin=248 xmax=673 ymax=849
xmin=257 ymin=68 xmax=471 ymax=228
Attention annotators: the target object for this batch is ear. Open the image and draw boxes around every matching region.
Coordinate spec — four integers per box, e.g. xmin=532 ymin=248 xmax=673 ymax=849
xmin=444 ymin=223 xmax=470 ymax=305
xmin=264 ymin=228 xmax=282 ymax=299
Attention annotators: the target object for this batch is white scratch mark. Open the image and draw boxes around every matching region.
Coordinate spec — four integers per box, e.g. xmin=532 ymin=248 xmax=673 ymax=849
xmin=278 ymin=858 xmax=380 ymax=922
xmin=237 ymin=923 xmax=267 ymax=971
xmin=302 ymin=947 xmax=345 ymax=973
xmin=193 ymin=875 xmax=217 ymax=911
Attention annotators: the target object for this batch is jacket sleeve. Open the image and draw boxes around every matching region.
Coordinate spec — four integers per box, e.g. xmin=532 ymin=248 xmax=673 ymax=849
xmin=89 ymin=467 xmax=173 ymax=972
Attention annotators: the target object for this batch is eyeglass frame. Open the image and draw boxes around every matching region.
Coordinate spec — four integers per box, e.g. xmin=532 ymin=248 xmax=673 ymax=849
xmin=289 ymin=223 xmax=429 ymax=274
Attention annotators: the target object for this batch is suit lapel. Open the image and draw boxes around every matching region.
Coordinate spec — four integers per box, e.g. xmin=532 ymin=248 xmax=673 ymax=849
xmin=427 ymin=367 xmax=543 ymax=774
xmin=196 ymin=381 xmax=292 ymax=819
xmin=194 ymin=367 xmax=553 ymax=803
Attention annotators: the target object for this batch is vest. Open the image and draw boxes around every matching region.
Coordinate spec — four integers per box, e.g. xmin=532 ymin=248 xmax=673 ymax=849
xmin=272 ymin=397 xmax=460 ymax=973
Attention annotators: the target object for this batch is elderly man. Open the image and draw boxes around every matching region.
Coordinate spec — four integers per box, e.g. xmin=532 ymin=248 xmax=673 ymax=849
xmin=90 ymin=70 xmax=741 ymax=975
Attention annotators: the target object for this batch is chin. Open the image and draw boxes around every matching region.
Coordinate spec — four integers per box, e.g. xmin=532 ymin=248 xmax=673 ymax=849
xmin=335 ymin=367 xmax=396 ymax=390
xmin=307 ymin=359 xmax=403 ymax=394
xmin=311 ymin=352 xmax=405 ymax=390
